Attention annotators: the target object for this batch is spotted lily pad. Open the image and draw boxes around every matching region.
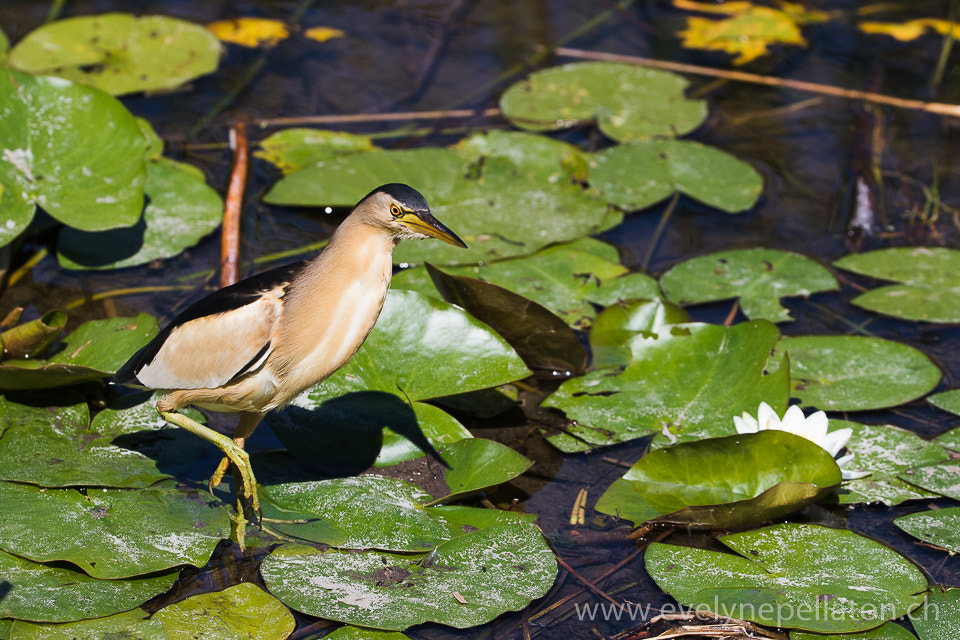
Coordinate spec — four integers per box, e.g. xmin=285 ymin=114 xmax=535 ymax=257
xmin=9 ymin=610 xmax=166 ymax=640
xmin=256 ymin=128 xmax=377 ymax=174
xmin=589 ymin=140 xmax=764 ymax=213
xmin=834 ymin=247 xmax=960 ymax=323
xmin=0 ymin=313 xmax=158 ymax=389
xmin=0 ymin=548 xmax=178 ymax=622
xmin=0 ymin=482 xmax=229 ymax=579
xmin=8 ymin=13 xmax=221 ymax=95
xmin=774 ymin=335 xmax=941 ymax=411
xmin=790 ymin=621 xmax=918 ymax=640
xmin=898 ymin=463 xmax=960 ymax=501
xmin=543 ymin=321 xmax=789 ymax=452
xmin=646 ymin=524 xmax=927 ymax=633
xmin=0 ymin=69 xmax=147 ymax=247
xmin=589 ymin=298 xmax=690 ymax=369
xmin=911 ymin=587 xmax=960 ymax=640
xmin=894 ymin=507 xmax=960 ymax=555
xmin=453 ymin=129 xmax=589 ymax=184
xmin=597 ymin=431 xmax=841 ymax=529
xmin=928 ymin=389 xmax=960 ymax=417
xmin=265 ymin=149 xmax=619 ymax=266
xmin=500 ymin=62 xmax=707 ymax=142
xmin=153 ymin=583 xmax=296 ymax=639
xmin=57 ymin=157 xmax=223 ymax=270
xmin=261 ymin=523 xmax=556 ymax=630
xmin=660 ymin=248 xmax=838 ymax=322
xmin=835 ymin=421 xmax=948 ymax=505
xmin=325 ymin=627 xmax=412 ymax=640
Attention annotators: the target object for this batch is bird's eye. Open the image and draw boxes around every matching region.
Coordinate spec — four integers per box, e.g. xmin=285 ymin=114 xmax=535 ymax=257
xmin=390 ymin=204 xmax=403 ymax=217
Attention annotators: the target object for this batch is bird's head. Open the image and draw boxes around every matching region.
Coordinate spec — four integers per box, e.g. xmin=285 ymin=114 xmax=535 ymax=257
xmin=357 ymin=183 xmax=467 ymax=248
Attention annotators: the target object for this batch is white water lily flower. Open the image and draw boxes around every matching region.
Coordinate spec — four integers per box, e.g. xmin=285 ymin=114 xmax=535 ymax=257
xmin=734 ymin=402 xmax=870 ymax=480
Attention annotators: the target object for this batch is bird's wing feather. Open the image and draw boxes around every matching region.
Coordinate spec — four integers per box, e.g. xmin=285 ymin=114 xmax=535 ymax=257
xmin=115 ymin=262 xmax=305 ymax=389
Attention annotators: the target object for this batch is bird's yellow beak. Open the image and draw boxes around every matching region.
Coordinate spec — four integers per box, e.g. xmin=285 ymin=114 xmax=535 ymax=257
xmin=402 ymin=212 xmax=468 ymax=248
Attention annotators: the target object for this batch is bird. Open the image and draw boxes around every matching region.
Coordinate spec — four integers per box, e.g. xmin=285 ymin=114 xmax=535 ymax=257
xmin=114 ymin=183 xmax=467 ymax=522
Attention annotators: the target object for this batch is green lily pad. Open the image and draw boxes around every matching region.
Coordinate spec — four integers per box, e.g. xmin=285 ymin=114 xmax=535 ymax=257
xmin=0 ymin=313 xmax=158 ymax=389
xmin=646 ymin=524 xmax=927 ymax=633
xmin=596 ymin=431 xmax=841 ymax=528
xmin=324 ymin=627 xmax=412 ymax=640
xmin=0 ymin=69 xmax=146 ymax=247
xmin=543 ymin=321 xmax=789 ymax=452
xmin=912 ymin=588 xmax=960 ymax=640
xmin=8 ymin=13 xmax=221 ymax=96
xmin=590 ymin=139 xmax=764 ymax=213
xmin=435 ymin=438 xmax=533 ymax=503
xmin=9 ymin=610 xmax=166 ymax=640
xmin=934 ymin=425 xmax=960 ymax=451
xmin=265 ymin=149 xmax=619 ymax=266
xmin=424 ymin=263 xmax=587 ymax=375
xmin=834 ymin=247 xmax=960 ymax=323
xmin=660 ymin=248 xmax=838 ymax=322
xmin=928 ymin=389 xmax=960 ymax=416
xmin=835 ymin=421 xmax=947 ymax=505
xmin=57 ymin=157 xmax=223 ymax=270
xmin=898 ymin=463 xmax=960 ymax=501
xmin=0 ymin=482 xmax=228 ymax=579
xmin=453 ymin=129 xmax=589 ymax=184
xmin=774 ymin=335 xmax=941 ymax=411
xmin=895 ymin=507 xmax=960 ymax=554
xmin=395 ymin=238 xmax=658 ymax=328
xmin=153 ymin=583 xmax=296 ymax=640
xmin=261 ymin=523 xmax=556 ymax=630
xmin=499 ymin=62 xmax=707 ymax=142
xmin=0 ymin=395 xmax=173 ymax=488
xmin=790 ymin=622 xmax=919 ymax=640
xmin=256 ymin=128 xmax=377 ymax=174
xmin=0 ymin=548 xmax=177 ymax=622
xmin=301 ymin=289 xmax=530 ymax=409
xmin=589 ymin=298 xmax=690 ymax=369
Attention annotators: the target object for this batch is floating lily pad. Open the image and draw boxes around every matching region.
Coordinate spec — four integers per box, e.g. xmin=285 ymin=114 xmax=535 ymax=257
xmin=0 ymin=313 xmax=158 ymax=389
xmin=0 ymin=548 xmax=178 ymax=622
xmin=153 ymin=583 xmax=296 ymax=640
xmin=660 ymin=248 xmax=838 ymax=322
xmin=836 ymin=421 xmax=948 ymax=506
xmin=453 ymin=130 xmax=589 ymax=184
xmin=325 ymin=627 xmax=412 ymax=640
xmin=589 ymin=298 xmax=690 ymax=369
xmin=774 ymin=335 xmax=941 ymax=411
xmin=790 ymin=621 xmax=918 ymax=640
xmin=435 ymin=438 xmax=533 ymax=503
xmin=911 ymin=588 xmax=960 ymax=640
xmin=256 ymin=128 xmax=377 ymax=174
xmin=300 ymin=289 xmax=530 ymax=411
xmin=395 ymin=238 xmax=658 ymax=328
xmin=589 ymin=140 xmax=764 ymax=213
xmin=596 ymin=431 xmax=840 ymax=528
xmin=898 ymin=463 xmax=960 ymax=501
xmin=895 ymin=507 xmax=960 ymax=554
xmin=0 ymin=482 xmax=228 ymax=579
xmin=834 ymin=247 xmax=960 ymax=323
xmin=9 ymin=609 xmax=165 ymax=640
xmin=499 ymin=62 xmax=707 ymax=142
xmin=543 ymin=321 xmax=789 ymax=452
xmin=265 ymin=149 xmax=619 ymax=266
xmin=58 ymin=157 xmax=223 ymax=270
xmin=0 ymin=69 xmax=147 ymax=247
xmin=261 ymin=523 xmax=556 ymax=630
xmin=646 ymin=524 xmax=927 ymax=633
xmin=424 ymin=263 xmax=587 ymax=375
xmin=9 ymin=13 xmax=221 ymax=95
xmin=928 ymin=389 xmax=960 ymax=417
xmin=0 ymin=395 xmax=170 ymax=487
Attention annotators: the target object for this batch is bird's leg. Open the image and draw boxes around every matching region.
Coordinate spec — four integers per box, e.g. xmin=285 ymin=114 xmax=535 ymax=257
xmin=209 ymin=412 xmax=264 ymax=497
xmin=157 ymin=408 xmax=260 ymax=513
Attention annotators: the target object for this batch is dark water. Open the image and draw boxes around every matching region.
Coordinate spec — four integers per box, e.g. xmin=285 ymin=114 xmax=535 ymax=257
xmin=4 ymin=1 xmax=960 ymax=638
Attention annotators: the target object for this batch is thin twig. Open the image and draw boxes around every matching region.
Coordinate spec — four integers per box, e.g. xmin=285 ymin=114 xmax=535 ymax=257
xmin=722 ymin=300 xmax=740 ymax=327
xmin=253 ymin=107 xmax=501 ymax=129
xmin=221 ymin=123 xmax=248 ymax=288
xmin=641 ymin=192 xmax=680 ymax=274
xmin=6 ymin=247 xmax=48 ymax=288
xmin=556 ymin=47 xmax=960 ymax=118
xmin=64 ymin=286 xmax=196 ymax=311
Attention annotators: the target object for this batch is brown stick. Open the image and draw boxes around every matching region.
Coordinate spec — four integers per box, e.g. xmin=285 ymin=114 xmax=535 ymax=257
xmin=221 ymin=123 xmax=248 ymax=288
xmin=253 ymin=107 xmax=501 ymax=129
xmin=556 ymin=47 xmax=960 ymax=118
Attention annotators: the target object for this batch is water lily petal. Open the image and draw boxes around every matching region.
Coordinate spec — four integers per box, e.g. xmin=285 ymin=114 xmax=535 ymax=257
xmin=780 ymin=404 xmax=809 ymax=436
xmin=734 ymin=414 xmax=758 ymax=434
xmin=804 ymin=410 xmax=829 ymax=443
xmin=822 ymin=427 xmax=852 ymax=457
xmin=757 ymin=402 xmax=780 ymax=431
xmin=836 ymin=453 xmax=870 ymax=480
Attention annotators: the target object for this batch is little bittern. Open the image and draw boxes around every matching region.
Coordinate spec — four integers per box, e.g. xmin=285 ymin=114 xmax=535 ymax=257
xmin=115 ymin=184 xmax=466 ymax=522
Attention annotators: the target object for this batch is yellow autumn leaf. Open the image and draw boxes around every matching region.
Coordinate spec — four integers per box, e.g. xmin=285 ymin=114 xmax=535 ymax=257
xmin=304 ymin=26 xmax=345 ymax=44
xmin=673 ymin=0 xmax=829 ymax=65
xmin=207 ymin=18 xmax=289 ymax=48
xmin=860 ymin=18 xmax=960 ymax=42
